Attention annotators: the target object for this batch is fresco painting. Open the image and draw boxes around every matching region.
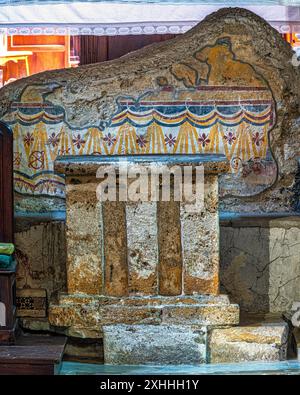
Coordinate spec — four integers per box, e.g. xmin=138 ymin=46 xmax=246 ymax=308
xmin=3 ymin=37 xmax=277 ymax=199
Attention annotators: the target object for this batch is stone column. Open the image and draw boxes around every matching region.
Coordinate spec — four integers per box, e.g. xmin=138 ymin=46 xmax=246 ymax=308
xmin=126 ymin=201 xmax=158 ymax=295
xmin=64 ymin=177 xmax=103 ymax=295
xmin=181 ymin=175 xmax=220 ymax=295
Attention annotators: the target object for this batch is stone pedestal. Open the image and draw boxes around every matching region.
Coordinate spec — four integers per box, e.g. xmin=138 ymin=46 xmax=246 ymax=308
xmin=49 ymin=154 xmax=239 ymax=362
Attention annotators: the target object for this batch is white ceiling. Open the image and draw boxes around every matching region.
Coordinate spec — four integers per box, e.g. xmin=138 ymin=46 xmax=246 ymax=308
xmin=0 ymin=1 xmax=299 ymax=35
xmin=0 ymin=1 xmax=300 ymax=4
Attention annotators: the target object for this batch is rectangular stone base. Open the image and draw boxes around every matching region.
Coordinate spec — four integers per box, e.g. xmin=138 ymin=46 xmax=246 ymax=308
xmin=104 ymin=324 xmax=207 ymax=365
xmin=49 ymin=294 xmax=239 ymax=338
xmin=209 ymin=323 xmax=289 ymax=363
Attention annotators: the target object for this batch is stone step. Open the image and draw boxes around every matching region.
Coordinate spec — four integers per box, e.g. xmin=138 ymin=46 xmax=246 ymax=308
xmin=209 ymin=323 xmax=289 ymax=363
xmin=58 ymin=293 xmax=232 ymax=306
xmin=49 ymin=295 xmax=239 ymax=338
xmin=293 ymin=328 xmax=300 ymax=360
xmin=103 ymin=324 xmax=207 ymax=365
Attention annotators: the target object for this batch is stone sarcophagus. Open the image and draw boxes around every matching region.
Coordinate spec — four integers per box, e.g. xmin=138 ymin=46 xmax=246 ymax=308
xmin=49 ymin=153 xmax=239 ymax=362
xmin=1 ymin=7 xmax=295 ymax=364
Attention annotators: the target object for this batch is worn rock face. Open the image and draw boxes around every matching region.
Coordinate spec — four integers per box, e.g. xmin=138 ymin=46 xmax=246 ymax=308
xmin=0 ymin=7 xmax=299 ymax=213
xmin=209 ymin=323 xmax=289 ymax=363
xmin=2 ymin=7 xmax=299 ymax=363
xmin=128 ymin=201 xmax=158 ymax=295
xmin=66 ymin=178 xmax=103 ymax=295
xmin=14 ymin=219 xmax=66 ymax=318
xmin=220 ymin=216 xmax=300 ymax=313
xmin=104 ymin=325 xmax=207 ymax=365
xmin=16 ymin=215 xmax=300 ymax=331
xmin=49 ymin=294 xmax=239 ymax=337
xmin=54 ymin=154 xmax=228 ymax=297
xmin=48 ymin=154 xmax=240 ymax=344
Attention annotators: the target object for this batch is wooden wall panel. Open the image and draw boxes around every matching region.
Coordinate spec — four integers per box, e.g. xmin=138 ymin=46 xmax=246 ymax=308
xmin=4 ymin=35 xmax=70 ymax=81
xmin=1 ymin=34 xmax=176 ymax=81
xmin=107 ymin=34 xmax=176 ymax=61
xmin=76 ymin=36 xmax=108 ymax=65
xmin=0 ymin=122 xmax=13 ymax=243
xmin=76 ymin=34 xmax=177 ymax=65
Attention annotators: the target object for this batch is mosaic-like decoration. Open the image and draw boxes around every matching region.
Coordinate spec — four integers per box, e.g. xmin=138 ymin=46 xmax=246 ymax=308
xmin=16 ymin=287 xmax=47 ymax=318
xmin=3 ymin=37 xmax=277 ymax=198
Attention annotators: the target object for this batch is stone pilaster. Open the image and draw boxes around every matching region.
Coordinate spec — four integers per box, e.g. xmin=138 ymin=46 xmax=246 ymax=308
xmin=181 ymin=176 xmax=220 ymax=295
xmin=65 ymin=177 xmax=103 ymax=295
xmin=126 ymin=201 xmax=158 ymax=295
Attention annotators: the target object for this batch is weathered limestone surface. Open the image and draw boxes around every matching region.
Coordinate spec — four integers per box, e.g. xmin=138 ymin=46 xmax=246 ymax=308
xmin=64 ymin=338 xmax=104 ymax=364
xmin=48 ymin=295 xmax=239 ymax=338
xmin=54 ymin=155 xmax=230 ymax=176
xmin=209 ymin=323 xmax=289 ymax=363
xmin=1 ymin=7 xmax=299 ymax=213
xmin=16 ymin=215 xmax=300 ymax=332
xmin=127 ymin=202 xmax=158 ymax=295
xmin=20 ymin=317 xmax=51 ymax=332
xmin=161 ymin=304 xmax=239 ymax=326
xmin=220 ymin=216 xmax=300 ymax=313
xmin=66 ymin=178 xmax=103 ymax=294
xmin=14 ymin=219 xmax=66 ymax=319
xmin=181 ymin=211 xmax=219 ymax=295
xmin=103 ymin=201 xmax=128 ymax=297
xmin=293 ymin=328 xmax=300 ymax=360
xmin=49 ymin=295 xmax=240 ymax=338
xmin=4 ymin=8 xmax=299 ymax=364
xmin=157 ymin=198 xmax=182 ymax=296
xmin=48 ymin=153 xmax=239 ymax=344
xmin=181 ymin=175 xmax=220 ymax=294
xmin=104 ymin=325 xmax=207 ymax=365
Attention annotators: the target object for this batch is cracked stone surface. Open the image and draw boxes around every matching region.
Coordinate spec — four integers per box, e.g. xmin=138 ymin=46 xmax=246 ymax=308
xmin=220 ymin=217 xmax=300 ymax=313
xmin=48 ymin=294 xmax=240 ymax=338
xmin=4 ymin=8 xmax=300 ymax=350
xmin=15 ymin=220 xmax=67 ymax=303
xmin=0 ymin=7 xmax=299 ymax=213
xmin=104 ymin=324 xmax=207 ymax=365
xmin=209 ymin=322 xmax=289 ymax=363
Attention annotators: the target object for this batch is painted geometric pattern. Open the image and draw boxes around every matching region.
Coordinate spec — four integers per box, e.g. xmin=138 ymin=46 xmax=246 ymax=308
xmin=4 ymin=86 xmax=275 ymax=198
xmin=3 ymin=37 xmax=278 ymax=198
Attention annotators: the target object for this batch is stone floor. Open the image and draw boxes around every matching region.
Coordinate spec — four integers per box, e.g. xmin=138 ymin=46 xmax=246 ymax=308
xmin=60 ymin=360 xmax=300 ymax=375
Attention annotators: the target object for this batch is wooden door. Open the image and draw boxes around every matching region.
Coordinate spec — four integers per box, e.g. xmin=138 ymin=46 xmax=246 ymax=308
xmin=2 ymin=35 xmax=70 ymax=82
